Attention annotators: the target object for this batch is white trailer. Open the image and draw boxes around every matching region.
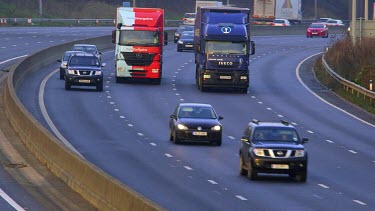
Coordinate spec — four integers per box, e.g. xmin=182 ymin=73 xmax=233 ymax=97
xmin=275 ymin=0 xmax=302 ymax=24
xmin=195 ymin=1 xmax=223 ymax=13
xmin=252 ymin=0 xmax=276 ymax=25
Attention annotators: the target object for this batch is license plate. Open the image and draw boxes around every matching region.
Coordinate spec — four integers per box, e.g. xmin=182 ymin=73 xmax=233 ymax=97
xmin=185 ymin=44 xmax=193 ymax=47
xmin=79 ymin=79 xmax=91 ymax=83
xmin=220 ymin=76 xmax=232 ymax=80
xmin=312 ymin=32 xmax=318 ymax=34
xmin=271 ymin=164 xmax=289 ymax=169
xmin=192 ymin=131 xmax=207 ymax=136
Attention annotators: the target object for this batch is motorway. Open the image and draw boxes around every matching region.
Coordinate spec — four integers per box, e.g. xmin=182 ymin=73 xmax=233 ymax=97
xmin=2 ymin=27 xmax=375 ymax=210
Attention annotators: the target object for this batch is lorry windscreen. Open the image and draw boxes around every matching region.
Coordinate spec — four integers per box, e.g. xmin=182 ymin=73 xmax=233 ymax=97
xmin=119 ymin=30 xmax=159 ymax=46
xmin=205 ymin=41 xmax=247 ymax=54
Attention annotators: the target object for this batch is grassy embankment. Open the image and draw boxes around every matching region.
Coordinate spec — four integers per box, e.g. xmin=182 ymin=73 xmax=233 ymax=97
xmin=314 ymin=35 xmax=375 ymax=114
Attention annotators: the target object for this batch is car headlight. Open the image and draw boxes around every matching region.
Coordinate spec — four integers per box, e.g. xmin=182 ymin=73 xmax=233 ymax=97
xmin=177 ymin=124 xmax=188 ymax=130
xmin=67 ymin=70 xmax=75 ymax=74
xmin=95 ymin=71 xmax=102 ymax=75
xmin=211 ymin=125 xmax=221 ymax=131
xmin=252 ymin=148 xmax=265 ymax=157
xmin=178 ymin=40 xmax=183 ymax=44
xmin=295 ymin=150 xmax=305 ymax=157
xmin=175 ymin=33 xmax=180 ymax=37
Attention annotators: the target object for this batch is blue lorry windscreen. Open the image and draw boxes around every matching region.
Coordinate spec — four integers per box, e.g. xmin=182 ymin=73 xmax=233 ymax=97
xmin=202 ymin=12 xmax=248 ymax=24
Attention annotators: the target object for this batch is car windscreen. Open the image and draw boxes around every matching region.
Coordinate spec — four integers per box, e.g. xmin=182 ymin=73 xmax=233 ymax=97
xmin=119 ymin=30 xmax=159 ymax=46
xmin=273 ymin=20 xmax=284 ymax=23
xmin=184 ymin=13 xmax=196 ymax=18
xmin=69 ymin=56 xmax=100 ymax=66
xmin=178 ymin=106 xmax=216 ymax=119
xmin=206 ymin=41 xmax=247 ymax=55
xmin=180 ymin=34 xmax=194 ymax=39
xmin=253 ymin=127 xmax=299 ymax=142
xmin=310 ymin=24 xmax=324 ymax=28
xmin=177 ymin=26 xmax=194 ymax=32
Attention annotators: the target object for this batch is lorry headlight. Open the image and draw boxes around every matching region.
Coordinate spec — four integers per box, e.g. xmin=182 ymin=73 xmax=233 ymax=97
xmin=177 ymin=124 xmax=188 ymax=130
xmin=178 ymin=40 xmax=183 ymax=44
xmin=68 ymin=70 xmax=75 ymax=74
xmin=295 ymin=150 xmax=305 ymax=157
xmin=203 ymin=74 xmax=211 ymax=79
xmin=152 ymin=69 xmax=159 ymax=73
xmin=253 ymin=148 xmax=265 ymax=157
xmin=211 ymin=125 xmax=221 ymax=131
xmin=240 ymin=76 xmax=247 ymax=80
xmin=175 ymin=33 xmax=179 ymax=36
xmin=95 ymin=71 xmax=102 ymax=75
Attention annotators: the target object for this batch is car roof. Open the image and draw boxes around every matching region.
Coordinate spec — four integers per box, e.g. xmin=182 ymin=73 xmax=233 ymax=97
xmin=179 ymin=103 xmax=212 ymax=108
xmin=249 ymin=120 xmax=295 ymax=129
xmin=71 ymin=52 xmax=98 ymax=57
xmin=73 ymin=44 xmax=97 ymax=47
xmin=65 ymin=50 xmax=85 ymax=54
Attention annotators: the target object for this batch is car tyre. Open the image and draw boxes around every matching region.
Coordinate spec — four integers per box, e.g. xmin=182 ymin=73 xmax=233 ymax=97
xmin=96 ymin=83 xmax=103 ymax=92
xmin=169 ymin=129 xmax=173 ymax=141
xmin=177 ymin=48 xmax=182 ymax=52
xmin=173 ymin=131 xmax=180 ymax=144
xmin=296 ymin=171 xmax=307 ymax=182
xmin=247 ymin=161 xmax=257 ymax=180
xmin=60 ymin=73 xmax=64 ymax=80
xmin=65 ymin=81 xmax=71 ymax=90
xmin=215 ymin=138 xmax=222 ymax=146
xmin=239 ymin=155 xmax=247 ymax=176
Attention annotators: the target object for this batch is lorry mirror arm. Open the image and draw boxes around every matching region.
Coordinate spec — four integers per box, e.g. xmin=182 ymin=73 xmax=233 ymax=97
xmin=117 ymin=23 xmax=122 ymax=29
xmin=164 ymin=33 xmax=168 ymax=45
xmin=250 ymin=41 xmax=255 ymax=55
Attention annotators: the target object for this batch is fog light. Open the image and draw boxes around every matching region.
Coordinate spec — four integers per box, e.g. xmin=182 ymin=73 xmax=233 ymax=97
xmin=152 ymin=69 xmax=159 ymax=73
xmin=240 ymin=76 xmax=247 ymax=80
xmin=203 ymin=74 xmax=211 ymax=79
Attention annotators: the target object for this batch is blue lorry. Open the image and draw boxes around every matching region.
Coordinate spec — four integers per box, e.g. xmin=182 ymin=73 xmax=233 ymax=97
xmin=194 ymin=6 xmax=255 ymax=93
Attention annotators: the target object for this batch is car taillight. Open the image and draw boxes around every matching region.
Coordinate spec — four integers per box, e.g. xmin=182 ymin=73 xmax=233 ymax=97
xmin=182 ymin=18 xmax=186 ymax=20
xmin=282 ymin=24 xmax=286 ymax=26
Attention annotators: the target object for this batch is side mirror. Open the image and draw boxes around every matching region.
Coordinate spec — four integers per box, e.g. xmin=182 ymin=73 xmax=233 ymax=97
xmin=112 ymin=30 xmax=116 ymax=44
xmin=302 ymin=137 xmax=309 ymax=144
xmin=164 ymin=33 xmax=168 ymax=45
xmin=218 ymin=116 xmax=223 ymax=120
xmin=241 ymin=136 xmax=249 ymax=142
xmin=117 ymin=23 xmax=122 ymax=29
xmin=170 ymin=114 xmax=175 ymax=119
xmin=250 ymin=41 xmax=255 ymax=55
xmin=102 ymin=63 xmax=106 ymax=67
xmin=57 ymin=59 xmax=62 ymax=63
xmin=99 ymin=52 xmax=102 ymax=55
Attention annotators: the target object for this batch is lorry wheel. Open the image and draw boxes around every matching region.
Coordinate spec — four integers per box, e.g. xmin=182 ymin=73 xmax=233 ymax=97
xmin=152 ymin=78 xmax=161 ymax=85
xmin=65 ymin=81 xmax=71 ymax=90
xmin=115 ymin=76 xmax=121 ymax=83
xmin=198 ymin=76 xmax=206 ymax=91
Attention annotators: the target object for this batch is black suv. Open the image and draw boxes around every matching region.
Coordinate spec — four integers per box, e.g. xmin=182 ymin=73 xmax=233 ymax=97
xmin=239 ymin=120 xmax=308 ymax=182
xmin=65 ymin=52 xmax=105 ymax=91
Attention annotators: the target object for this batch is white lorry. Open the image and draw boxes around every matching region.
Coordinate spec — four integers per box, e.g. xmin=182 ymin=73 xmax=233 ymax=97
xmin=252 ymin=0 xmax=302 ymax=25
xmin=195 ymin=1 xmax=223 ymax=13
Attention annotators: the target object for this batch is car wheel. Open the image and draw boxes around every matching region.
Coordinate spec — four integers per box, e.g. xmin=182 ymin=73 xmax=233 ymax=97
xmin=115 ymin=76 xmax=121 ymax=83
xmin=247 ymin=161 xmax=257 ymax=180
xmin=296 ymin=171 xmax=307 ymax=182
xmin=177 ymin=48 xmax=182 ymax=52
xmin=174 ymin=40 xmax=177 ymax=43
xmin=65 ymin=81 xmax=71 ymax=90
xmin=239 ymin=155 xmax=247 ymax=176
xmin=169 ymin=129 xmax=173 ymax=141
xmin=60 ymin=73 xmax=64 ymax=80
xmin=96 ymin=83 xmax=103 ymax=92
xmin=215 ymin=138 xmax=222 ymax=146
xmin=173 ymin=131 xmax=180 ymax=144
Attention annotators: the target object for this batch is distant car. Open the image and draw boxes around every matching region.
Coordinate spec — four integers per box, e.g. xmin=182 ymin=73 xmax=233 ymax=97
xmin=318 ymin=18 xmax=332 ymax=23
xmin=182 ymin=13 xmax=196 ymax=25
xmin=177 ymin=31 xmax=194 ymax=52
xmin=169 ymin=103 xmax=223 ymax=146
xmin=174 ymin=25 xmax=194 ymax=43
xmin=65 ymin=52 xmax=105 ymax=91
xmin=57 ymin=51 xmax=84 ymax=80
xmin=239 ymin=120 xmax=309 ymax=182
xmin=306 ymin=23 xmax=329 ymax=38
xmin=271 ymin=19 xmax=291 ymax=26
xmin=325 ymin=19 xmax=345 ymax=26
xmin=71 ymin=44 xmax=101 ymax=58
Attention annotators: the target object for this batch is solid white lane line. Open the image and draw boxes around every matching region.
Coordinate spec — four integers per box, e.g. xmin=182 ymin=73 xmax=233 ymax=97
xmin=348 ymin=150 xmax=357 ymax=154
xmin=207 ymin=180 xmax=218 ymax=184
xmin=184 ymin=166 xmax=193 ymax=170
xmin=39 ymin=69 xmax=82 ymax=156
xmin=165 ymin=153 xmax=173 ymax=158
xmin=296 ymin=53 xmax=375 ymax=128
xmin=353 ymin=200 xmax=367 ymax=205
xmin=326 ymin=140 xmax=334 ymax=144
xmin=0 ymin=54 xmax=28 ymax=65
xmin=318 ymin=184 xmax=330 ymax=189
xmin=0 ymin=188 xmax=25 ymax=211
xmin=236 ymin=195 xmax=248 ymax=201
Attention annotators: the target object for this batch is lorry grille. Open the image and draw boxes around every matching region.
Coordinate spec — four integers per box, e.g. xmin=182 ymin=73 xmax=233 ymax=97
xmin=122 ymin=52 xmax=155 ymax=66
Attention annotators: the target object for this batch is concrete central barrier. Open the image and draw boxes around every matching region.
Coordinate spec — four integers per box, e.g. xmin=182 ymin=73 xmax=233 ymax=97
xmin=2 ymin=35 xmax=166 ymax=211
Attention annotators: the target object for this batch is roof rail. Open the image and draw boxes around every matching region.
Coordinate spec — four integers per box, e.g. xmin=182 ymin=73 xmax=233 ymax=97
xmin=281 ymin=120 xmax=289 ymax=125
xmin=251 ymin=119 xmax=259 ymax=125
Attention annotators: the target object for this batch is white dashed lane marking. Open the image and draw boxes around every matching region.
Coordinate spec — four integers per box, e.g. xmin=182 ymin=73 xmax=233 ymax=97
xmin=114 ymin=109 xmax=119 ymax=112
xmin=277 ymin=115 xmax=284 ymax=118
xmin=348 ymin=150 xmax=357 ymax=154
xmin=137 ymin=133 xmax=144 ymax=136
xmin=353 ymin=200 xmax=367 ymax=205
xmin=326 ymin=140 xmax=334 ymax=144
xmin=127 ymin=124 xmax=133 ymax=127
xmin=120 ymin=116 xmax=125 ymax=119
xmin=150 ymin=143 xmax=157 ymax=146
xmin=184 ymin=166 xmax=193 ymax=170
xmin=291 ymin=122 xmax=297 ymax=125
xmin=165 ymin=154 xmax=173 ymax=158
xmin=307 ymin=130 xmax=314 ymax=134
xmin=228 ymin=136 xmax=235 ymax=140
xmin=207 ymin=180 xmax=218 ymax=185
xmin=318 ymin=184 xmax=330 ymax=189
xmin=267 ymin=108 xmax=272 ymax=110
xmin=236 ymin=195 xmax=247 ymax=201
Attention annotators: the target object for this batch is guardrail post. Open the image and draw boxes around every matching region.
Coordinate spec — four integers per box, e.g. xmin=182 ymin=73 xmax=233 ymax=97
xmin=77 ymin=18 xmax=80 ymax=24
xmin=14 ymin=18 xmax=17 ymax=23
xmin=95 ymin=19 xmax=99 ymax=25
xmin=27 ymin=17 xmax=32 ymax=24
xmin=0 ymin=18 xmax=3 ymax=25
